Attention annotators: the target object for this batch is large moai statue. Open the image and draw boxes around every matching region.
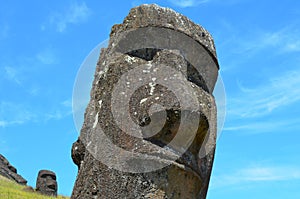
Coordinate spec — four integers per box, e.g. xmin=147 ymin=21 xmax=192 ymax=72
xmin=71 ymin=4 xmax=219 ymax=199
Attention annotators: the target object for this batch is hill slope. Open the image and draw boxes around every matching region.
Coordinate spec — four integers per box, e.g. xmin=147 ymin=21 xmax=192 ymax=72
xmin=0 ymin=175 xmax=69 ymax=199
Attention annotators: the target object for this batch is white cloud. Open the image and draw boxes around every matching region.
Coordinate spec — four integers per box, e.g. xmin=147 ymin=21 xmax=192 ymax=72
xmin=211 ymin=165 xmax=300 ymax=189
xmin=168 ymin=0 xmax=210 ymax=8
xmin=284 ymin=40 xmax=300 ymax=52
xmin=0 ymin=102 xmax=37 ymax=127
xmin=263 ymin=29 xmax=300 ymax=53
xmin=36 ymin=49 xmax=57 ymax=65
xmin=44 ymin=111 xmax=64 ymax=121
xmin=3 ymin=66 xmax=22 ymax=85
xmin=49 ymin=2 xmax=91 ymax=32
xmin=223 ymin=118 xmax=300 ymax=134
xmin=0 ymin=100 xmax=72 ymax=128
xmin=44 ymin=110 xmax=72 ymax=121
xmin=44 ymin=99 xmax=73 ymax=121
xmin=27 ymin=86 xmax=40 ymax=96
xmin=61 ymin=99 xmax=72 ymax=108
xmin=0 ymin=121 xmax=7 ymax=127
xmin=232 ymin=26 xmax=300 ymax=55
xmin=228 ymin=70 xmax=300 ymax=118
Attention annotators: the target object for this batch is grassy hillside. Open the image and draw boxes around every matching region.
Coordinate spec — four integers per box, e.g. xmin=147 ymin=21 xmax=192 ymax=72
xmin=0 ymin=175 xmax=69 ymax=199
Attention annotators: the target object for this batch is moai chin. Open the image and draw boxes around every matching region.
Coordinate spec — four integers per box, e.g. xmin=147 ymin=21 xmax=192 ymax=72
xmin=71 ymin=4 xmax=219 ymax=199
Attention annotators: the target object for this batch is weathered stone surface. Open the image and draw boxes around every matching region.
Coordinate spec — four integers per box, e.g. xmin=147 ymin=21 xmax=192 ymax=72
xmin=72 ymin=4 xmax=219 ymax=199
xmin=71 ymin=138 xmax=86 ymax=169
xmin=36 ymin=170 xmax=57 ymax=196
xmin=108 ymin=4 xmax=219 ymax=94
xmin=110 ymin=4 xmax=218 ymax=60
xmin=0 ymin=154 xmax=27 ymax=185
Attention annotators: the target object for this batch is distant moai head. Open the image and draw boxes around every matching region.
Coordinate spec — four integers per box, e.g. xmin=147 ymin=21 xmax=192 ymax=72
xmin=36 ymin=170 xmax=57 ymax=196
xmin=72 ymin=4 xmax=219 ymax=199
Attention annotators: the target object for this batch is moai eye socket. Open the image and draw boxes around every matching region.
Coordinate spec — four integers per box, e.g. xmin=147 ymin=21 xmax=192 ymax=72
xmin=40 ymin=173 xmax=56 ymax=180
xmin=40 ymin=174 xmax=47 ymax=178
xmin=187 ymin=62 xmax=209 ymax=92
xmin=126 ymin=48 xmax=210 ymax=92
xmin=126 ymin=48 xmax=162 ymax=61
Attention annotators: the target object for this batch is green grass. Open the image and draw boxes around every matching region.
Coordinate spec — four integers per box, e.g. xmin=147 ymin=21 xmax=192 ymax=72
xmin=0 ymin=175 xmax=70 ymax=199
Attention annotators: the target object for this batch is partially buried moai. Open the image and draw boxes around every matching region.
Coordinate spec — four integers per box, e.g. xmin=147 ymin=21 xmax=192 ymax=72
xmin=71 ymin=4 xmax=219 ymax=199
xmin=36 ymin=170 xmax=58 ymax=196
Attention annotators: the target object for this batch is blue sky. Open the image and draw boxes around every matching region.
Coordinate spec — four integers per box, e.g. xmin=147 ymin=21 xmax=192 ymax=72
xmin=1 ymin=0 xmax=300 ymax=198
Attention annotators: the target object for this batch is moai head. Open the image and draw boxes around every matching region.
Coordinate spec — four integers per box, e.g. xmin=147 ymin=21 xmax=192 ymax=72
xmin=36 ymin=170 xmax=57 ymax=196
xmin=72 ymin=4 xmax=219 ymax=199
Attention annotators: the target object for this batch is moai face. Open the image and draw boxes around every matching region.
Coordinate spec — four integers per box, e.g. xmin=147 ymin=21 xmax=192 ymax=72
xmin=36 ymin=170 xmax=57 ymax=196
xmin=72 ymin=4 xmax=219 ymax=199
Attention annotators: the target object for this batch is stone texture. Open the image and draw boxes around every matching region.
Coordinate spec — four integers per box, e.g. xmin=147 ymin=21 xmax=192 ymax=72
xmin=0 ymin=154 xmax=27 ymax=185
xmin=108 ymin=4 xmax=219 ymax=93
xmin=110 ymin=4 xmax=218 ymax=60
xmin=71 ymin=138 xmax=86 ymax=169
xmin=36 ymin=170 xmax=58 ymax=196
xmin=72 ymin=4 xmax=219 ymax=199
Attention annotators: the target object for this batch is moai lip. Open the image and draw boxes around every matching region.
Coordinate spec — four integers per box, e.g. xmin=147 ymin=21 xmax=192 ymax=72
xmin=71 ymin=4 xmax=219 ymax=199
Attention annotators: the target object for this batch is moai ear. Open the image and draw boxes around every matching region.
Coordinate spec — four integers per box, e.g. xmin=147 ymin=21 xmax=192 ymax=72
xmin=71 ymin=138 xmax=85 ymax=169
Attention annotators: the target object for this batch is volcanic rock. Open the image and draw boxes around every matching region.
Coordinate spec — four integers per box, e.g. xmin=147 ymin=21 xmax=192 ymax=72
xmin=71 ymin=4 xmax=219 ymax=199
xmin=36 ymin=170 xmax=58 ymax=196
xmin=0 ymin=154 xmax=27 ymax=185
